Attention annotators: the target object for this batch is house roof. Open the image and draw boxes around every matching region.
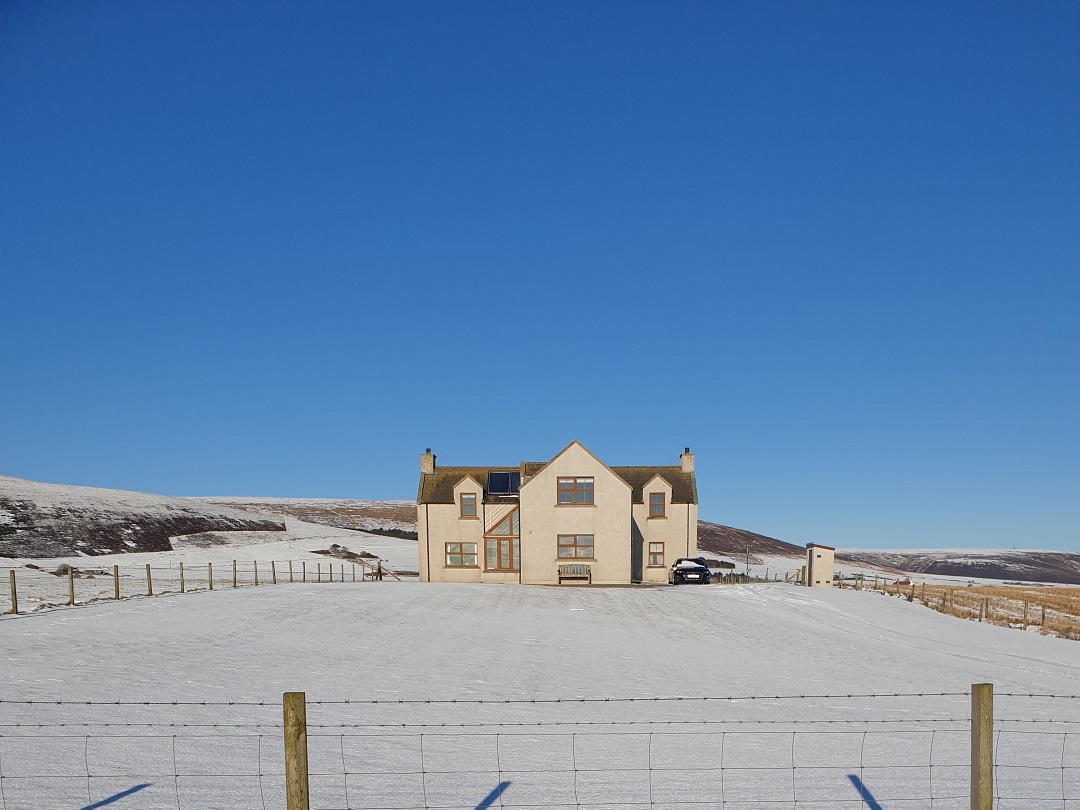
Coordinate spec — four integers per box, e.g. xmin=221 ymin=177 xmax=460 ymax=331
xmin=417 ymin=466 xmax=525 ymax=506
xmin=417 ymin=462 xmax=697 ymax=505
xmin=610 ymin=466 xmax=697 ymax=505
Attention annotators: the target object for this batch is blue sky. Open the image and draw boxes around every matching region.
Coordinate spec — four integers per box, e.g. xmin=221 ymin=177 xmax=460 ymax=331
xmin=1 ymin=2 xmax=1077 ymax=550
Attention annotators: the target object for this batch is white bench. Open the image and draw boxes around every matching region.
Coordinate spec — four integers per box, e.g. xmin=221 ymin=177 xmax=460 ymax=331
xmin=558 ymin=564 xmax=592 ymax=584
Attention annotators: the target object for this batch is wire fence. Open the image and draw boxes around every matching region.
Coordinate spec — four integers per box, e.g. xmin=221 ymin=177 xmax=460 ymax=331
xmin=0 ymin=691 xmax=1078 ymax=809
xmin=0 ymin=557 xmax=391 ymax=615
xmin=830 ymin=577 xmax=1080 ymax=641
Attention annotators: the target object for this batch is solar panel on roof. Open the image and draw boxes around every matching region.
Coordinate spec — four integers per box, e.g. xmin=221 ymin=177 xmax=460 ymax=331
xmin=487 ymin=471 xmax=520 ymax=495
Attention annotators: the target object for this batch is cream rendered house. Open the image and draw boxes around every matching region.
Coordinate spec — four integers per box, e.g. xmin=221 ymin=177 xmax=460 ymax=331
xmin=416 ymin=441 xmax=698 ymax=585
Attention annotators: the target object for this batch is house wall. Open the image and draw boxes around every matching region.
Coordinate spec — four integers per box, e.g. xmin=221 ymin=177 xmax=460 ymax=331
xmin=519 ymin=443 xmax=632 ymax=585
xmin=633 ymin=482 xmax=698 ymax=584
xmin=806 ymin=545 xmax=835 ymax=587
xmin=418 ymin=502 xmax=485 ymax=583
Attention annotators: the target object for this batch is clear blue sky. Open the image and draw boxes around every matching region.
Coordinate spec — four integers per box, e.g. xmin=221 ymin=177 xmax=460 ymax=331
xmin=1 ymin=2 xmax=1077 ymax=551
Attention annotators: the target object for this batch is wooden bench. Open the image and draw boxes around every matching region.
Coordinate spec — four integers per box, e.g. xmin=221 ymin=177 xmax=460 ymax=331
xmin=558 ymin=564 xmax=592 ymax=584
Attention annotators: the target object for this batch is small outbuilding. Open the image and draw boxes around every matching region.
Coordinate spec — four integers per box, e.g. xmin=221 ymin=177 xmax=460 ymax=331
xmin=805 ymin=543 xmax=835 ymax=587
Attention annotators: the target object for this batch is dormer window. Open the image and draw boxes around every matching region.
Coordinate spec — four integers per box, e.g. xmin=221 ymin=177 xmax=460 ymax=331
xmin=460 ymin=493 xmax=477 ymax=518
xmin=648 ymin=492 xmax=666 ymax=518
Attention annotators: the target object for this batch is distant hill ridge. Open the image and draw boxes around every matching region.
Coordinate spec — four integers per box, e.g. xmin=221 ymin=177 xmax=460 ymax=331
xmin=0 ymin=476 xmax=284 ymax=558
xmin=696 ymin=521 xmax=804 ymax=563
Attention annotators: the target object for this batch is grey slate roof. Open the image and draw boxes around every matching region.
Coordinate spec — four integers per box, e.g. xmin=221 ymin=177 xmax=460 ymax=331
xmin=417 ymin=463 xmax=697 ymax=505
xmin=610 ymin=466 xmax=698 ymax=505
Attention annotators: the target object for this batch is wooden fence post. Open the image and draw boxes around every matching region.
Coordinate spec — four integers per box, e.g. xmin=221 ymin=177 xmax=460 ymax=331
xmin=971 ymin=683 xmax=993 ymax=810
xmin=68 ymin=566 xmax=75 ymax=606
xmin=302 ymin=561 xmax=307 ymax=583
xmin=318 ymin=563 xmax=322 ymax=583
xmin=1022 ymin=601 xmax=1027 ymax=630
xmin=272 ymin=561 xmax=277 ymax=585
xmin=283 ymin=691 xmax=310 ymax=810
xmin=146 ymin=564 xmax=153 ymax=597
xmin=254 ymin=561 xmax=259 ymax=586
xmin=352 ymin=565 xmax=356 ymax=583
xmin=233 ymin=560 xmax=238 ymax=589
xmin=1041 ymin=604 xmax=1046 ymax=630
xmin=9 ymin=570 xmax=17 ymax=615
xmin=209 ymin=562 xmax=214 ymax=591
xmin=289 ymin=561 xmax=294 ymax=583
xmin=179 ymin=562 xmax=185 ymax=594
xmin=113 ymin=565 xmax=120 ymax=600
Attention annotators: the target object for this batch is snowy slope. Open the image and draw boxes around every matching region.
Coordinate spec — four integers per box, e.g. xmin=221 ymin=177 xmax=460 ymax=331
xmin=3 ymin=582 xmax=1078 ymax=702
xmin=0 ymin=476 xmax=284 ymax=557
xmin=198 ymin=496 xmax=416 ymax=536
xmin=2 ymin=583 xmax=1080 ymax=809
xmin=842 ymin=548 xmax=1080 ymax=585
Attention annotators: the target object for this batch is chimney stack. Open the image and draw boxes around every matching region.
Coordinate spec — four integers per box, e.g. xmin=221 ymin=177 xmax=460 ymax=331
xmin=680 ymin=447 xmax=694 ymax=473
xmin=421 ymin=448 xmax=436 ymax=474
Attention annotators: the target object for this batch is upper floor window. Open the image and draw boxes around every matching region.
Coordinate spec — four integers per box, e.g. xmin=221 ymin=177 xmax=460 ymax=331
xmin=648 ymin=492 xmax=666 ymax=518
xmin=460 ymin=493 xmax=477 ymax=518
xmin=557 ymin=477 xmax=594 ymax=504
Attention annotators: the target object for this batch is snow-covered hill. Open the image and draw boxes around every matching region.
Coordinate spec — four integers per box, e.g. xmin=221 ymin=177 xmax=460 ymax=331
xmin=199 ymin=496 xmax=416 ymax=536
xmin=842 ymin=548 xmax=1080 ymax=585
xmin=697 ymin=521 xmax=805 ymax=562
xmin=0 ymin=476 xmax=285 ymax=557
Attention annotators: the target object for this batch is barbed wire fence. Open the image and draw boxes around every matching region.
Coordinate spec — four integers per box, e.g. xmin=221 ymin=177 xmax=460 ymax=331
xmin=0 ymin=689 xmax=1078 ymax=809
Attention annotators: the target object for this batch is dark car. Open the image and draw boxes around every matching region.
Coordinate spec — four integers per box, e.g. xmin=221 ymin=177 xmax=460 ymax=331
xmin=669 ymin=557 xmax=711 ymax=585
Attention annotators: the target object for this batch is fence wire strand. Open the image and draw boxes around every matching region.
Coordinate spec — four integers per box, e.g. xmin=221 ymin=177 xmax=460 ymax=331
xmin=0 ymin=693 xmax=1078 ymax=809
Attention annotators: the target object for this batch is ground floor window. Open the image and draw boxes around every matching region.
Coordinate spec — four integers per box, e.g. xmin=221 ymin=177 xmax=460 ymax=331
xmin=486 ymin=537 xmax=520 ymax=571
xmin=648 ymin=542 xmax=664 ymax=567
xmin=558 ymin=534 xmax=594 ymax=559
xmin=445 ymin=542 xmax=478 ymax=568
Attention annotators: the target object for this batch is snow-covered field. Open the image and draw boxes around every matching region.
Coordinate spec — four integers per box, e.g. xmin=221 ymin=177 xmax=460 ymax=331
xmin=0 ymin=519 xmax=418 ymax=614
xmin=2 ymin=579 xmax=1080 ymax=809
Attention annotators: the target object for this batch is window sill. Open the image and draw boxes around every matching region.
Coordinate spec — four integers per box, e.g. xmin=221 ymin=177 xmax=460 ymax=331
xmin=484 ymin=569 xmax=521 ymax=574
xmin=555 ymin=503 xmax=596 ymax=507
xmin=647 ymin=515 xmax=666 ymax=520
xmin=646 ymin=564 xmax=666 ymax=569
xmin=556 ymin=557 xmax=595 ymax=562
xmin=458 ymin=516 xmax=479 ymax=520
xmin=445 ymin=566 xmax=480 ymax=569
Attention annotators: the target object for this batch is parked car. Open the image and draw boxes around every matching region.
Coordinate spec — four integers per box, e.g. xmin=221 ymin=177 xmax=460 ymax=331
xmin=669 ymin=557 xmax=711 ymax=585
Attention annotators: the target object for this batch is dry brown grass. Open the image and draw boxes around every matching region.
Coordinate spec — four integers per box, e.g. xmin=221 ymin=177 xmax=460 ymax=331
xmin=859 ymin=581 xmax=1080 ymax=640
